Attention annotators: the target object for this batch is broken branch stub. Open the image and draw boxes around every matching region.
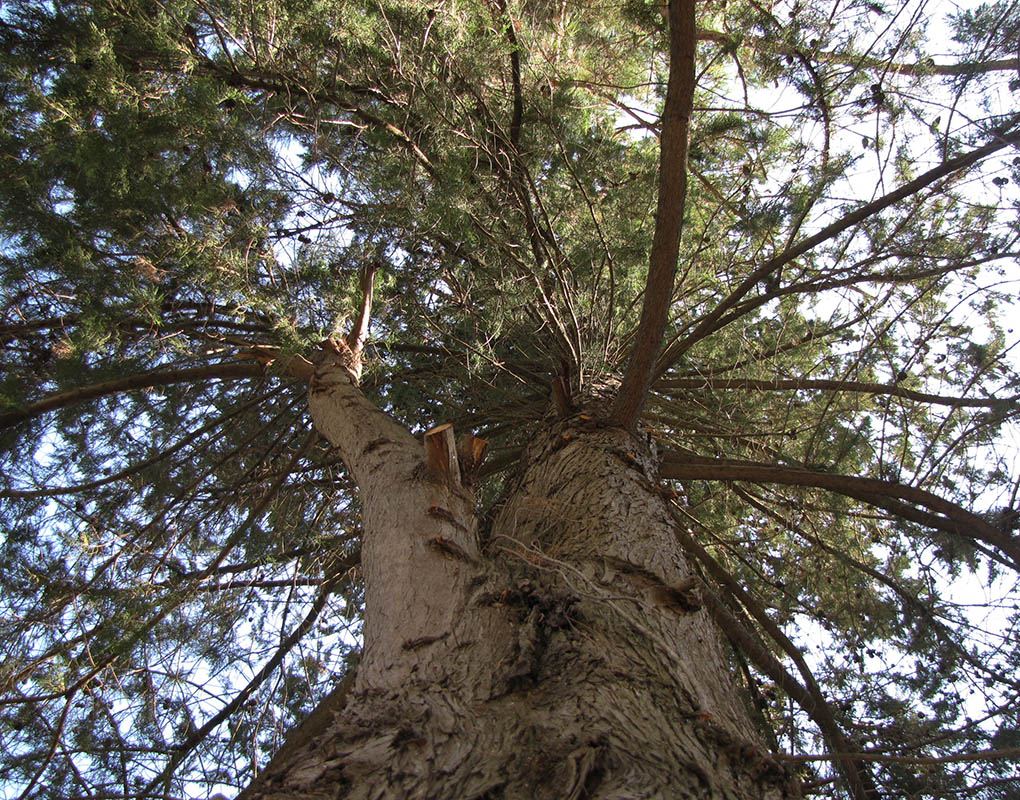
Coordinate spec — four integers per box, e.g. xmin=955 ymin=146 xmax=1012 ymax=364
xmin=423 ymin=424 xmax=489 ymax=488
xmin=457 ymin=433 xmax=489 ymax=486
xmin=424 ymin=423 xmax=461 ymax=486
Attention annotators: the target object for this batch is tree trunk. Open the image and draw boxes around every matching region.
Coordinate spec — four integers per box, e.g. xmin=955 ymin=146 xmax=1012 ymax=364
xmin=241 ymin=362 xmax=801 ymax=799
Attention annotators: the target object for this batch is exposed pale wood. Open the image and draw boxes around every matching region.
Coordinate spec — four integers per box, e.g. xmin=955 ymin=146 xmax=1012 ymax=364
xmin=456 ymin=434 xmax=489 ymax=485
xmin=550 ymin=375 xmax=573 ymax=416
xmin=424 ymin=423 xmax=461 ymax=486
xmin=344 ymin=262 xmax=380 ymax=382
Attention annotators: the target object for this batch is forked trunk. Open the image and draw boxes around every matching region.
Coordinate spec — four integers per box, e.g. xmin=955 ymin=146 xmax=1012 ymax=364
xmin=241 ymin=363 xmax=800 ymax=799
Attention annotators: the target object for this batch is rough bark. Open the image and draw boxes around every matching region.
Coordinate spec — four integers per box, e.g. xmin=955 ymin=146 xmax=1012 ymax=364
xmin=240 ymin=362 xmax=801 ymax=799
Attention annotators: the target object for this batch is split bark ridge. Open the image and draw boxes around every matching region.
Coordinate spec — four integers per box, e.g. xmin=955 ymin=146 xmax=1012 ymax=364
xmin=242 ymin=366 xmax=801 ymax=798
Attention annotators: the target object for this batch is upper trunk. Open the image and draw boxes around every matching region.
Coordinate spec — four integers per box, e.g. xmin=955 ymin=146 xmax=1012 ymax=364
xmin=241 ymin=362 xmax=801 ymax=799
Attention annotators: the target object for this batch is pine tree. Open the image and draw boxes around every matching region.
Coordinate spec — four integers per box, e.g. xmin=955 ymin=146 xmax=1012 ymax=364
xmin=2 ymin=0 xmax=1019 ymax=797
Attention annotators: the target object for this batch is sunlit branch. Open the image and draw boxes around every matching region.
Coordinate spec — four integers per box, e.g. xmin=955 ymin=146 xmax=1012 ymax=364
xmin=712 ymin=259 xmax=968 ymax=332
xmin=706 ymin=226 xmax=1018 ymax=335
xmin=654 ymin=128 xmax=1020 ymax=377
xmin=655 ymin=377 xmax=1017 ymax=409
xmin=0 ymin=303 xmax=272 ymax=339
xmin=2 ymin=540 xmax=345 ymax=700
xmin=132 ymin=402 xmax=308 ymax=579
xmin=196 ymin=62 xmax=435 ymax=174
xmin=697 ymin=27 xmax=1020 ymax=77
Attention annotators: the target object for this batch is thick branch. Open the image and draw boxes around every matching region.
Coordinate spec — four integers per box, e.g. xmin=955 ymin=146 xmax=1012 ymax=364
xmin=654 ymin=129 xmax=1020 ymax=376
xmin=837 ymin=489 xmax=1017 ymax=571
xmin=342 ymin=262 xmax=380 ymax=381
xmin=2 ymin=434 xmax=314 ymax=710
xmin=660 ymin=451 xmax=1020 ymax=568
xmin=670 ymin=515 xmax=877 ymax=799
xmin=496 ymin=0 xmax=523 ymax=149
xmin=778 ymin=746 xmax=1020 ymax=765
xmin=686 ymin=570 xmax=877 ymax=799
xmin=201 ymin=63 xmax=436 ymax=174
xmin=610 ymin=0 xmax=697 ymax=429
xmin=237 ymin=666 xmax=358 ymax=800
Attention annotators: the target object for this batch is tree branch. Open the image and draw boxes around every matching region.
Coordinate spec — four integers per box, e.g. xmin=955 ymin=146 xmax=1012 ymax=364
xmin=496 ymin=0 xmax=523 ymax=149
xmin=732 ymin=482 xmax=1019 ymax=687
xmin=698 ymin=583 xmax=876 ymax=799
xmin=660 ymin=451 xmax=1020 ymax=568
xmin=200 ymin=62 xmax=436 ymax=174
xmin=654 ymin=128 xmax=1020 ymax=376
xmin=670 ymin=515 xmax=878 ymax=800
xmin=697 ymin=27 xmax=1020 ymax=77
xmin=610 ymin=0 xmax=697 ymax=429
xmin=777 ymin=746 xmax=1020 ymax=765
xmin=655 ymin=376 xmax=1017 ymax=409
xmin=142 ymin=552 xmax=355 ymax=795
xmin=0 ymin=358 xmax=311 ymax=431
xmin=3 ymin=431 xmax=319 ymax=710
xmin=342 ymin=261 xmax=380 ymax=382
xmin=0 ymin=390 xmax=278 ymax=498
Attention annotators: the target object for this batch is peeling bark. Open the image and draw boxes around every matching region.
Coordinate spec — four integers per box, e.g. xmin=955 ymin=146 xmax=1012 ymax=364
xmin=242 ymin=367 xmax=802 ymax=798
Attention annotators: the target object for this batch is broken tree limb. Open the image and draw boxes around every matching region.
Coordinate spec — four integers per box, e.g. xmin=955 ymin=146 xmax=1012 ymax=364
xmin=424 ymin=423 xmax=461 ymax=487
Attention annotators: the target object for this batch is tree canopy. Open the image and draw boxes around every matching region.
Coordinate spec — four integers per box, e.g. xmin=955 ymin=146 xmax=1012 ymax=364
xmin=2 ymin=0 xmax=1020 ymax=797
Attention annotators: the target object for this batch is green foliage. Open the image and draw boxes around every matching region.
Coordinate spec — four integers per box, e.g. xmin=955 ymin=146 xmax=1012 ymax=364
xmin=2 ymin=0 xmax=1019 ymax=798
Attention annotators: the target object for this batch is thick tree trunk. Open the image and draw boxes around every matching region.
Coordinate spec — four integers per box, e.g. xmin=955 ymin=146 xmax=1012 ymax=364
xmin=241 ymin=362 xmax=801 ymax=799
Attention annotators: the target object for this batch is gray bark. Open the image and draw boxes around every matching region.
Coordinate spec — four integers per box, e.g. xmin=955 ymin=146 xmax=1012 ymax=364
xmin=241 ymin=361 xmax=801 ymax=799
